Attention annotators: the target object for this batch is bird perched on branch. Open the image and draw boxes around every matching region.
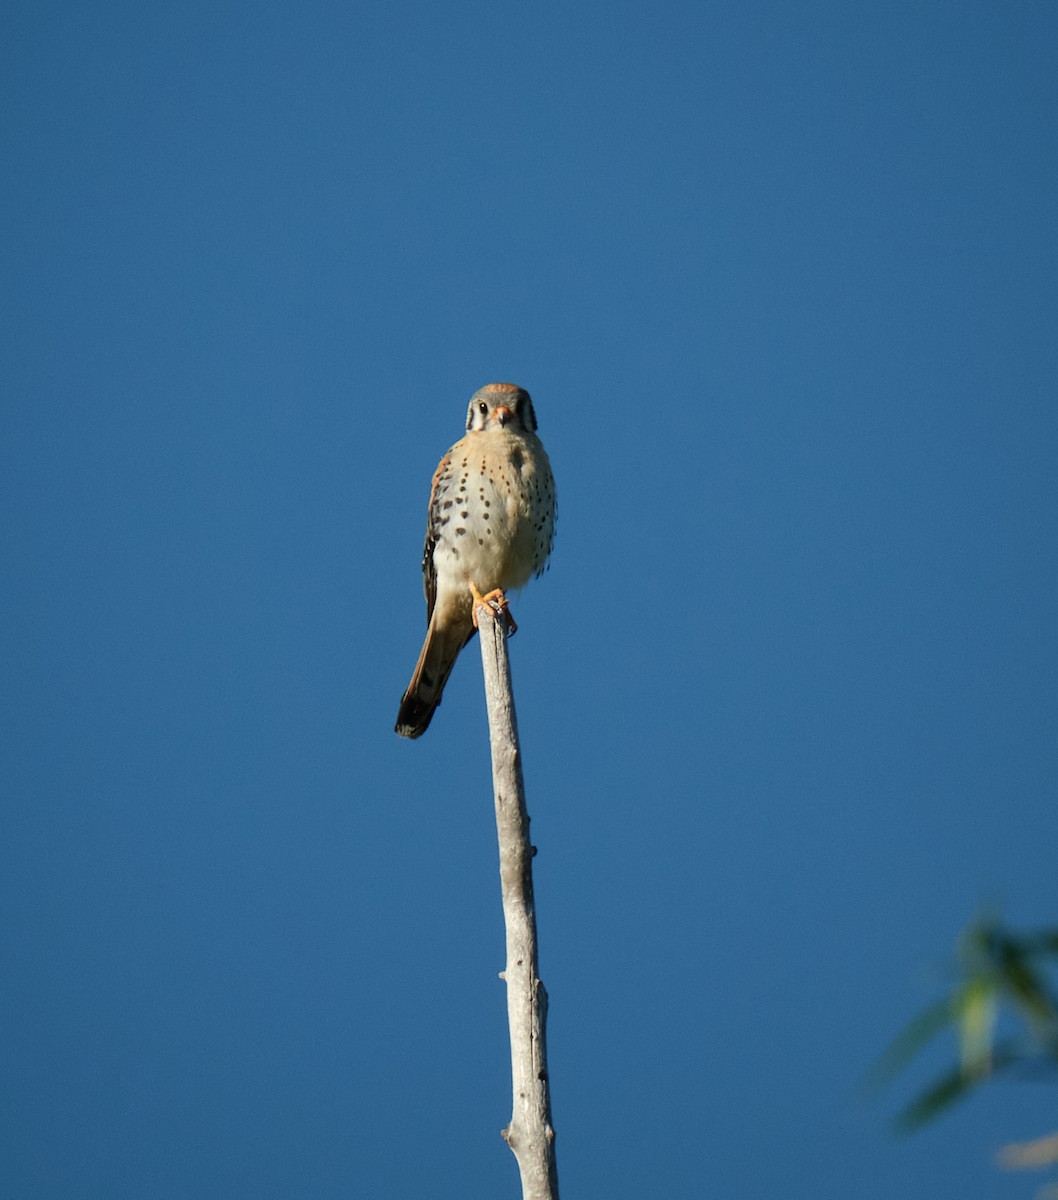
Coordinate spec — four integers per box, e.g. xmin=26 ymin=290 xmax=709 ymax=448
xmin=395 ymin=383 xmax=556 ymax=739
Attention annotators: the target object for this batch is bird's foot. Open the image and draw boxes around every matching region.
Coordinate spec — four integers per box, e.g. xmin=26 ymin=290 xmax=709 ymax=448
xmin=469 ymin=582 xmax=518 ymax=634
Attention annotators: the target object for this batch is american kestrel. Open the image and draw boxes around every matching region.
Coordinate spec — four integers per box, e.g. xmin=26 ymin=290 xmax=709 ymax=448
xmin=395 ymin=383 xmax=556 ymax=739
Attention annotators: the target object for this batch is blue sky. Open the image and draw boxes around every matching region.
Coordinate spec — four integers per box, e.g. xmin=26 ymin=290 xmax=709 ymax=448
xmin=2 ymin=1 xmax=1056 ymax=1196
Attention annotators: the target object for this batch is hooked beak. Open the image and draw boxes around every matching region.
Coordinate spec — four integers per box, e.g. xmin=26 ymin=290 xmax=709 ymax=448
xmin=493 ymin=405 xmax=512 ymax=426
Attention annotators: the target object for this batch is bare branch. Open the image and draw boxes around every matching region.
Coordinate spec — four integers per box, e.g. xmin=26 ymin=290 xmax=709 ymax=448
xmin=476 ymin=602 xmax=559 ymax=1200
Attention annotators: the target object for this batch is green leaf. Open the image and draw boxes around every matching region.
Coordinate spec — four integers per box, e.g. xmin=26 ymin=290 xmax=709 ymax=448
xmin=894 ymin=1039 xmax=1022 ymax=1133
xmin=871 ymin=913 xmax=1058 ymax=1138
xmin=990 ymin=934 xmax=1058 ymax=1032
xmin=955 ymin=976 xmax=998 ymax=1076
xmin=865 ymin=996 xmax=958 ymax=1095
xmin=894 ymin=1062 xmax=983 ymax=1132
xmin=1019 ymin=929 xmax=1058 ymax=958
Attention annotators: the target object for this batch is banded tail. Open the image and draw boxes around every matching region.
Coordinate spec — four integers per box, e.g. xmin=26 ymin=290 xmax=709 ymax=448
xmin=395 ymin=614 xmax=475 ymax=738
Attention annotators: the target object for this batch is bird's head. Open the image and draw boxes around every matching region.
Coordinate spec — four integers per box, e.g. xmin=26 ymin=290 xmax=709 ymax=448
xmin=465 ymin=382 xmax=538 ymax=433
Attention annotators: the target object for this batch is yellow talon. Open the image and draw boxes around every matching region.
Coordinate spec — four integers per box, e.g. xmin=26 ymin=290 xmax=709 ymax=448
xmin=469 ymin=581 xmax=518 ymax=634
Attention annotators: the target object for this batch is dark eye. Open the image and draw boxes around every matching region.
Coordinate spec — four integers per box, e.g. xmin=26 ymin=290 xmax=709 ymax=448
xmin=478 ymin=402 xmax=488 ymax=415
